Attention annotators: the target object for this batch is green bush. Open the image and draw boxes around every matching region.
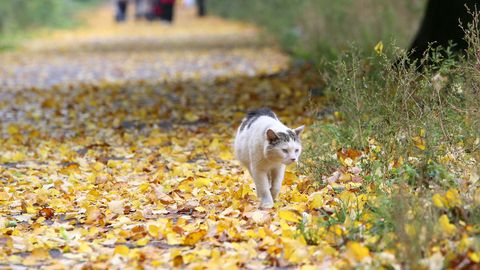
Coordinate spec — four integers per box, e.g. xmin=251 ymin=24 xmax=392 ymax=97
xmin=208 ymin=0 xmax=425 ymax=60
xmin=297 ymin=13 xmax=480 ymax=268
xmin=302 ymin=40 xmax=479 ymax=182
xmin=0 ymin=1 xmax=98 ymax=34
xmin=0 ymin=0 xmax=99 ymax=50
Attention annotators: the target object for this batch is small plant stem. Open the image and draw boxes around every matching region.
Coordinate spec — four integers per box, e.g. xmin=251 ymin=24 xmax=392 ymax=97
xmin=352 ymin=57 xmax=364 ymax=146
xmin=436 ymin=87 xmax=450 ymax=141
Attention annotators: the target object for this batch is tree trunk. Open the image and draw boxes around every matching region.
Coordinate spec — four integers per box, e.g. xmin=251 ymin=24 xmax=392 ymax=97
xmin=408 ymin=0 xmax=478 ymax=62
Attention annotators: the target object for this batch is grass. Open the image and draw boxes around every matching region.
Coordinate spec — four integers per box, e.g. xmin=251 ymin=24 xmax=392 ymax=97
xmin=0 ymin=0 xmax=100 ymax=51
xmin=207 ymin=0 xmax=426 ymax=60
xmin=297 ymin=11 xmax=480 ymax=268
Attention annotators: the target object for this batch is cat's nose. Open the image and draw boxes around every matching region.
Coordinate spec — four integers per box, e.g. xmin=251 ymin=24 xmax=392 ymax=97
xmin=290 ymin=158 xmax=296 ymax=162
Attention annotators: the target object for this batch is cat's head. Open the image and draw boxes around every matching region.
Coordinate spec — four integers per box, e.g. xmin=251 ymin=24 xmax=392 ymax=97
xmin=264 ymin=126 xmax=304 ymax=165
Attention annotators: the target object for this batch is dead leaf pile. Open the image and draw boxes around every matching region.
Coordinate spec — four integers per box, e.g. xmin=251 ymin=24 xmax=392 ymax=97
xmin=0 ymin=4 xmax=325 ymax=268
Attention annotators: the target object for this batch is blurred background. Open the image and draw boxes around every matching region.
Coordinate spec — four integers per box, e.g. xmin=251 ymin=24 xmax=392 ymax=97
xmin=0 ymin=0 xmax=97 ymax=49
xmin=0 ymin=0 xmax=426 ymax=59
xmin=208 ymin=0 xmax=426 ymax=60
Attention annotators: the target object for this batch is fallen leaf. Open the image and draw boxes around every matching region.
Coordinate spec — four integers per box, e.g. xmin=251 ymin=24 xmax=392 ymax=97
xmin=114 ymin=245 xmax=130 ymax=256
xmin=184 ymin=229 xmax=207 ymax=246
xmin=38 ymin=208 xmax=55 ymax=219
xmin=346 ymin=241 xmax=369 ymax=262
xmin=278 ymin=209 xmax=301 ymax=223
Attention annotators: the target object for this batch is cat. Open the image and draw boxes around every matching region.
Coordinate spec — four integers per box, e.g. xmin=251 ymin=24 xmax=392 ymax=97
xmin=234 ymin=108 xmax=304 ymax=209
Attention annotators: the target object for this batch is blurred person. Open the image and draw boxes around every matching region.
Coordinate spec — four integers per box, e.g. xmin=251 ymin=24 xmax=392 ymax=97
xmin=135 ymin=0 xmax=149 ymax=19
xmin=160 ymin=0 xmax=175 ymax=23
xmin=148 ymin=0 xmax=175 ymax=23
xmin=148 ymin=0 xmax=162 ymax=20
xmin=115 ymin=0 xmax=129 ymax=22
xmin=196 ymin=0 xmax=205 ymax=17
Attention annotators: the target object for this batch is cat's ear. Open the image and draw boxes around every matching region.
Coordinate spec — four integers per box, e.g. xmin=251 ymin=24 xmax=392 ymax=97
xmin=266 ymin=129 xmax=279 ymax=142
xmin=294 ymin=125 xmax=305 ymax=136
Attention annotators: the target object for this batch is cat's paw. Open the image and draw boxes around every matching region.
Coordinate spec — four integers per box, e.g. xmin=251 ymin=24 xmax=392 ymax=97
xmin=260 ymin=201 xmax=274 ymax=209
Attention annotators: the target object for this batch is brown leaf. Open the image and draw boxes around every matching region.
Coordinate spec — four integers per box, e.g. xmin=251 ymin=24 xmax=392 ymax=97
xmin=38 ymin=208 xmax=55 ymax=219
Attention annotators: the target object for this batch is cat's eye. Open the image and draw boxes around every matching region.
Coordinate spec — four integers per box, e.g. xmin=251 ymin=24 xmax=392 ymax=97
xmin=295 ymin=149 xmax=299 ymax=153
xmin=282 ymin=149 xmax=288 ymax=154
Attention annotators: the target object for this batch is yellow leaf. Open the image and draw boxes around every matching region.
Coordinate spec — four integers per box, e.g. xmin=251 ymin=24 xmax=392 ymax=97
xmin=301 ymin=266 xmax=317 ymax=270
xmin=183 ymin=229 xmax=207 ymax=246
xmin=7 ymin=124 xmax=20 ymax=135
xmin=346 ymin=241 xmax=369 ymax=262
xmin=283 ymin=238 xmax=308 ymax=263
xmin=114 ymin=245 xmax=130 ymax=256
xmin=445 ymin=188 xmax=461 ymax=208
xmin=458 ymin=234 xmax=471 ymax=253
xmin=29 ymin=248 xmax=50 ymax=261
xmin=438 ymin=215 xmax=456 ymax=236
xmin=92 ymin=162 xmax=104 ymax=171
xmin=404 ymin=224 xmax=416 ymax=237
xmin=339 ymin=173 xmax=352 ymax=182
xmin=152 ymin=260 xmax=162 ymax=267
xmin=287 ymin=247 xmax=308 ymax=263
xmin=107 ymin=159 xmax=120 ymax=168
xmin=208 ymin=138 xmax=220 ymax=151
xmin=412 ymin=136 xmax=426 ymax=150
xmin=184 ymin=112 xmax=199 ymax=122
xmin=194 ymin=177 xmax=211 ymax=188
xmin=78 ymin=242 xmax=93 ymax=253
xmin=136 ymin=237 xmax=150 ymax=247
xmin=167 ymin=232 xmax=182 ymax=245
xmin=283 ymin=171 xmax=298 ymax=185
xmin=278 ymin=209 xmax=301 ymax=223
xmin=219 ymin=150 xmax=233 ymax=160
xmin=432 ymin=193 xmax=445 ymax=208
xmin=469 ymin=252 xmax=480 ymax=263
xmin=374 ymin=41 xmax=383 ymax=55
xmin=85 ymin=206 xmax=102 ymax=224
xmin=148 ymin=225 xmax=160 ymax=237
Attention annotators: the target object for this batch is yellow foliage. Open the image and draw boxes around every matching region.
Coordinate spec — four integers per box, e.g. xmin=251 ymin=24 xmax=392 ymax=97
xmin=432 ymin=193 xmax=446 ymax=208
xmin=346 ymin=241 xmax=370 ymax=262
xmin=444 ymin=188 xmax=461 ymax=208
xmin=412 ymin=136 xmax=426 ymax=150
xmin=308 ymin=192 xmax=324 ymax=209
xmin=278 ymin=209 xmax=301 ymax=223
xmin=184 ymin=229 xmax=207 ymax=246
xmin=438 ymin=215 xmax=456 ymax=236
xmin=114 ymin=245 xmax=130 ymax=256
xmin=374 ymin=41 xmax=384 ymax=55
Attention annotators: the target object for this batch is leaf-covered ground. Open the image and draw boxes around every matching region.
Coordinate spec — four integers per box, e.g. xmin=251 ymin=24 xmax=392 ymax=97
xmin=0 ymin=5 xmax=329 ymax=269
xmin=4 ymin=4 xmax=478 ymax=270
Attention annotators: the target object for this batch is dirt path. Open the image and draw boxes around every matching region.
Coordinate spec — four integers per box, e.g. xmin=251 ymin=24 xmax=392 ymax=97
xmin=0 ymin=4 xmax=320 ymax=269
xmin=0 ymin=5 xmax=288 ymax=90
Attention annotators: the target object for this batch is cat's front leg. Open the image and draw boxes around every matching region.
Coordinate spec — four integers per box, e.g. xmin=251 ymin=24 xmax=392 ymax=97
xmin=270 ymin=164 xmax=285 ymax=201
xmin=251 ymin=169 xmax=274 ymax=209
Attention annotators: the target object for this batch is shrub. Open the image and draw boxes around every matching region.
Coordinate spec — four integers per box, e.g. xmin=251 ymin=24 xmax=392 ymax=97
xmin=298 ymin=11 xmax=480 ymax=268
xmin=0 ymin=0 xmax=98 ymax=42
xmin=208 ymin=0 xmax=426 ymax=60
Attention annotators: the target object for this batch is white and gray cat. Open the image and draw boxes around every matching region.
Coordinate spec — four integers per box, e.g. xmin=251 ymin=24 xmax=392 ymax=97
xmin=234 ymin=108 xmax=304 ymax=209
